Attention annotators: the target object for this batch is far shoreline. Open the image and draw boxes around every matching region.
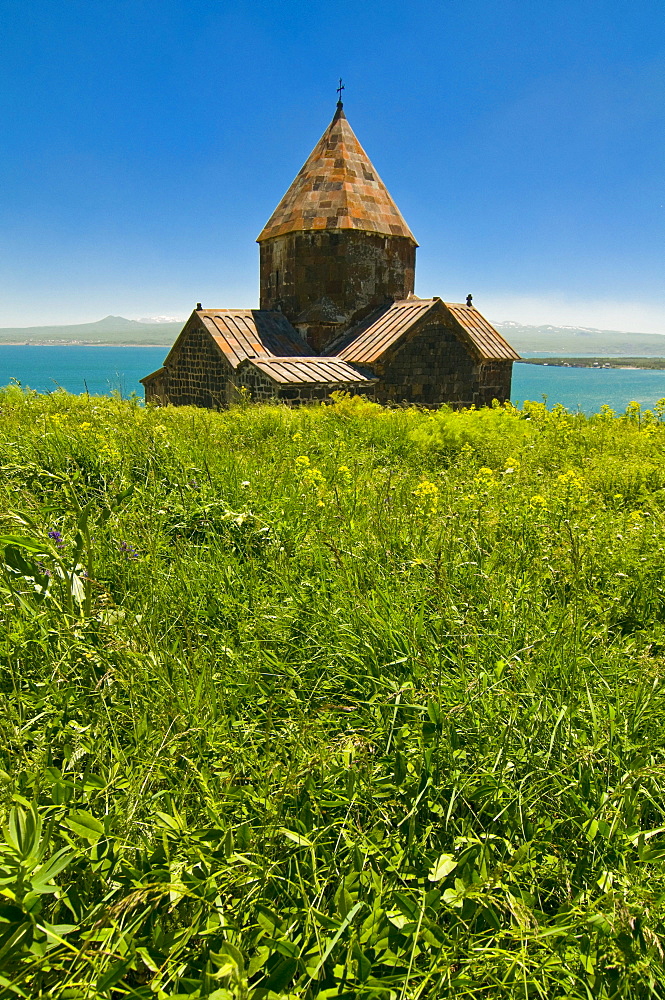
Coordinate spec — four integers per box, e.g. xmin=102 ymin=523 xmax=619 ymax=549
xmin=0 ymin=342 xmax=168 ymax=348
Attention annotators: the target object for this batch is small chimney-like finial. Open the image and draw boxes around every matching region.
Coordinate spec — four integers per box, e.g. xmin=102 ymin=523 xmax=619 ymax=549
xmin=336 ymin=77 xmax=345 ymax=108
xmin=466 ymin=293 xmax=473 ymax=308
xmin=196 ymin=302 xmax=202 ymax=310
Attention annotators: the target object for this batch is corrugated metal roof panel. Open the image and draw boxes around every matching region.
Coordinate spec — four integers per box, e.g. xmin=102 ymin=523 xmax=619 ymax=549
xmin=323 ymin=298 xmax=520 ymax=364
xmin=247 ymin=356 xmax=377 ymax=385
xmin=197 ymin=309 xmax=312 ymax=368
xmin=139 ymin=367 xmax=166 ymax=385
xmin=445 ymin=304 xmax=521 ymax=361
xmin=325 ymin=299 xmax=437 ymax=363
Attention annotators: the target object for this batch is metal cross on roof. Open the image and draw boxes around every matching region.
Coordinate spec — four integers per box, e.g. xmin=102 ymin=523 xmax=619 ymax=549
xmin=337 ymin=78 xmax=345 ymax=106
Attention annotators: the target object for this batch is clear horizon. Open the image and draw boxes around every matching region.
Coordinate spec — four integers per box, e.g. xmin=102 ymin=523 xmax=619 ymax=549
xmin=1 ymin=0 xmax=663 ymax=334
xmin=2 ymin=303 xmax=665 ymax=338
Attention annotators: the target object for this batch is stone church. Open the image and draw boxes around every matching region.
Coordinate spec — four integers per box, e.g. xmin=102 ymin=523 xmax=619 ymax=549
xmin=141 ymin=99 xmax=519 ymax=408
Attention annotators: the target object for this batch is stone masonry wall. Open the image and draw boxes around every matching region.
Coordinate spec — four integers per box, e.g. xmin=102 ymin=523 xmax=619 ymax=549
xmin=374 ymin=317 xmax=478 ymax=406
xmin=476 ymin=361 xmax=513 ymax=407
xmin=259 ymin=230 xmax=416 ymax=351
xmin=374 ymin=317 xmax=513 ymax=406
xmin=162 ymin=322 xmax=234 ymax=409
xmin=143 ymin=372 xmax=166 ymax=404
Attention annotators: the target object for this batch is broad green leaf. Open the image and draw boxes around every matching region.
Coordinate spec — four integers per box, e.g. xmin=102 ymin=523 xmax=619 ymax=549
xmin=0 ymin=971 xmax=28 ymax=998
xmin=310 ymin=908 xmax=340 ymax=930
xmin=587 ymin=912 xmax=613 ymax=935
xmin=428 ymin=853 xmax=457 ymax=881
xmin=64 ymin=811 xmax=104 ymax=843
xmin=155 ymin=810 xmax=187 ymax=835
xmin=31 ymin=848 xmax=74 ymax=892
xmin=0 ymin=535 xmax=47 ymax=553
xmin=387 ymin=909 xmax=409 ymax=929
xmin=442 ymin=884 xmax=465 ymax=908
xmin=596 ymin=870 xmax=614 ymax=892
xmin=640 ymin=845 xmax=665 ymax=861
xmin=97 ymin=959 xmax=131 ymax=991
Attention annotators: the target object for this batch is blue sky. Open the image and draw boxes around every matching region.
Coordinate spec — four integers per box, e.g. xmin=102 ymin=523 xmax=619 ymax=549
xmin=0 ymin=0 xmax=663 ymax=331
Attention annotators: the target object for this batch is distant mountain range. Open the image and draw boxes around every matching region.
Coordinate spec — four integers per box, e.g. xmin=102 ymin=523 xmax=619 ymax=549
xmin=0 ymin=314 xmax=664 ymax=356
xmin=0 ymin=316 xmax=183 ymax=345
xmin=496 ymin=321 xmax=665 ymax=357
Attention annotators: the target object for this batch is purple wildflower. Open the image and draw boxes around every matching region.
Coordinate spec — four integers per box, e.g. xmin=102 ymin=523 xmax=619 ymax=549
xmin=119 ymin=541 xmax=139 ymax=560
xmin=48 ymin=530 xmax=65 ymax=549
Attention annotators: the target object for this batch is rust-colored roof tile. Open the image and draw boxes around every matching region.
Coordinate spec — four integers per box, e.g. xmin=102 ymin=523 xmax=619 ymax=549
xmin=257 ymin=106 xmax=417 ymax=244
xmin=445 ymin=303 xmax=521 ymax=361
xmin=241 ymin=356 xmax=377 ymax=385
xmin=323 ymin=299 xmax=520 ymax=363
xmin=323 ymin=299 xmax=436 ymax=363
xmin=164 ymin=310 xmax=312 ymax=370
xmin=139 ymin=367 xmax=166 ymax=385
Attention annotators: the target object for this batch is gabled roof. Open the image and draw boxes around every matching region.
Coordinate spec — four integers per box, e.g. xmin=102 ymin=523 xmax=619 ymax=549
xmin=241 ymin=356 xmax=376 ymax=386
xmin=445 ymin=303 xmax=520 ymax=362
xmin=323 ymin=298 xmax=520 ymax=363
xmin=165 ymin=309 xmax=312 ymax=370
xmin=257 ymin=105 xmax=417 ymax=244
xmin=323 ymin=298 xmax=437 ymax=363
xmin=140 ymin=366 xmax=166 ymax=385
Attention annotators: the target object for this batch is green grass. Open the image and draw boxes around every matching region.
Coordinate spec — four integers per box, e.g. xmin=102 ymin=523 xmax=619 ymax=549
xmin=1 ymin=388 xmax=665 ymax=999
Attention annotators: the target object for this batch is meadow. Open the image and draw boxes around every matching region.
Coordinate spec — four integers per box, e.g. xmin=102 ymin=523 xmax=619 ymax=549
xmin=1 ymin=388 xmax=665 ymax=999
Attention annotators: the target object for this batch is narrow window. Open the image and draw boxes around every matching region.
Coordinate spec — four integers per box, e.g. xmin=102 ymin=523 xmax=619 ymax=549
xmin=276 ymin=269 xmax=280 ymax=292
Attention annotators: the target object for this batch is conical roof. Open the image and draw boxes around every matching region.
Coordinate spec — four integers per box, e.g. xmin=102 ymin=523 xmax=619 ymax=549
xmin=257 ymin=105 xmax=417 ymax=244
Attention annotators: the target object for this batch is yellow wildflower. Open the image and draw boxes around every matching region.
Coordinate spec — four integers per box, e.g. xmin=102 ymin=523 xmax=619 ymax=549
xmin=412 ymin=479 xmax=439 ymax=517
xmin=557 ymin=470 xmax=583 ymax=490
xmin=303 ymin=467 xmax=325 ymax=489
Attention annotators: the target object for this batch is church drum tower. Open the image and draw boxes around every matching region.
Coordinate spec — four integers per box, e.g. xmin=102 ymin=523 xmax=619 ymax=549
xmin=257 ymin=99 xmax=417 ymax=353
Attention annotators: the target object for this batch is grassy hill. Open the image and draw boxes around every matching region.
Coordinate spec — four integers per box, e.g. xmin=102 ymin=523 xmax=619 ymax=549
xmin=0 ymin=315 xmax=182 ymax=345
xmin=1 ymin=390 xmax=665 ymax=997
xmin=496 ymin=321 xmax=665 ymax=356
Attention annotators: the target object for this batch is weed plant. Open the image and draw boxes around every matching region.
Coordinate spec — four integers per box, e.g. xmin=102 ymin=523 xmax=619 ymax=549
xmin=1 ymin=388 xmax=665 ymax=998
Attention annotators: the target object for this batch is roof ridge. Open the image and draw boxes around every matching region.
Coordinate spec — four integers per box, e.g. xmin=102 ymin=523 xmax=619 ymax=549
xmin=253 ymin=354 xmax=329 ymax=362
xmin=393 ymin=297 xmax=437 ymax=306
xmin=197 ymin=307 xmax=286 ymax=316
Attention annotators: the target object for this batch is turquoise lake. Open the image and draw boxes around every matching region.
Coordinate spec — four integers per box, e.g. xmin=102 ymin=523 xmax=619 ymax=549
xmin=1 ymin=346 xmax=665 ymax=416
